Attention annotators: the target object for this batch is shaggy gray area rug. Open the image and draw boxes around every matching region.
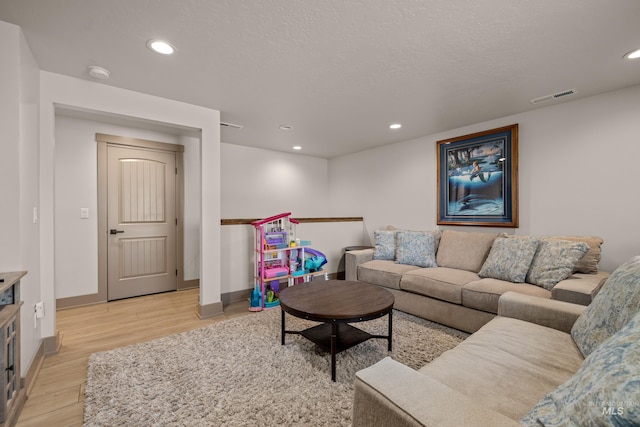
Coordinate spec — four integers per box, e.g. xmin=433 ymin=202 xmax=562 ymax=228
xmin=84 ymin=308 xmax=468 ymax=426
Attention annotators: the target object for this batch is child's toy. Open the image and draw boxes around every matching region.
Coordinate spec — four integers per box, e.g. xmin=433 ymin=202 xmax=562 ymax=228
xmin=265 ymin=231 xmax=288 ymax=249
xmin=302 ymin=248 xmax=328 ymax=272
xmin=270 ymin=281 xmax=280 ymax=294
xmin=305 ymin=255 xmax=326 ymax=272
xmin=251 ymin=212 xmax=329 ymax=311
xmin=249 ymin=284 xmax=262 ymax=312
xmin=264 ymin=266 xmax=289 ymax=278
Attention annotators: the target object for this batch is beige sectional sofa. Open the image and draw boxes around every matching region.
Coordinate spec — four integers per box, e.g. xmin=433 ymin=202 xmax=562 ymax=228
xmin=352 ymin=256 xmax=640 ymax=426
xmin=346 ymin=229 xmax=608 ymax=333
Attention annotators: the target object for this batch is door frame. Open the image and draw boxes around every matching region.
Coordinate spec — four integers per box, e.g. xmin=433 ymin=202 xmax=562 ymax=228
xmin=98 ymin=133 xmax=187 ymax=302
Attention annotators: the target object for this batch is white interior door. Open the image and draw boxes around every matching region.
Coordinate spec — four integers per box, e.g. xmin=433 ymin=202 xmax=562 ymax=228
xmin=107 ymin=145 xmax=177 ymax=300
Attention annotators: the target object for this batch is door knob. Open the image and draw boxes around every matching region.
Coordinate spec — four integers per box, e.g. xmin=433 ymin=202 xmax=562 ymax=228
xmin=110 ymin=229 xmax=125 ymax=235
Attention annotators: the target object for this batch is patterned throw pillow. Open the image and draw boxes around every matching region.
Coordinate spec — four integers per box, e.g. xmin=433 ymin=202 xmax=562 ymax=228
xmin=545 ymin=236 xmax=604 ymax=274
xmin=521 ymin=310 xmax=640 ymax=427
xmin=395 ymin=230 xmax=440 ymax=268
xmin=478 ymin=236 xmax=539 ymax=283
xmin=373 ymin=229 xmax=397 ymax=260
xmin=571 ymin=255 xmax=640 ymax=357
xmin=526 ymin=239 xmax=590 ymax=290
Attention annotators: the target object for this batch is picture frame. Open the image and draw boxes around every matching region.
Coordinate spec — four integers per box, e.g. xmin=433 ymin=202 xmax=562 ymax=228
xmin=437 ymin=124 xmax=518 ymax=227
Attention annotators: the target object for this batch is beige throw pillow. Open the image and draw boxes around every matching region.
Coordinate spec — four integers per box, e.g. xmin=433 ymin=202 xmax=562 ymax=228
xmin=436 ymin=230 xmax=498 ymax=272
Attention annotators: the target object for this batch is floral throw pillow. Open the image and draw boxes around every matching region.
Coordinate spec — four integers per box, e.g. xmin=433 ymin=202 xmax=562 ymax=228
xmin=571 ymin=255 xmax=640 ymax=357
xmin=395 ymin=230 xmax=440 ymax=268
xmin=521 ymin=310 xmax=640 ymax=427
xmin=478 ymin=236 xmax=539 ymax=283
xmin=545 ymin=236 xmax=604 ymax=274
xmin=526 ymin=239 xmax=590 ymax=290
xmin=373 ymin=229 xmax=397 ymax=260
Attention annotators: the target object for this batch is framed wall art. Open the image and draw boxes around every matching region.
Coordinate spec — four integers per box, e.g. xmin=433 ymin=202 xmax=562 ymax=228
xmin=437 ymin=124 xmax=518 ymax=227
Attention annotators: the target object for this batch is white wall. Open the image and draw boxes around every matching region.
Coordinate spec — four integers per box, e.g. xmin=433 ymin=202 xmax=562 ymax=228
xmin=18 ymin=27 xmax=42 ymax=376
xmin=220 ymin=143 xmax=365 ymax=294
xmin=181 ymin=135 xmax=201 ymax=281
xmin=221 ymin=143 xmax=331 ymax=218
xmin=329 ymin=85 xmax=640 ymax=272
xmin=0 ymin=23 xmax=21 ymax=269
xmin=0 ymin=21 xmax=42 ymax=377
xmin=329 ymin=137 xmax=434 ymax=233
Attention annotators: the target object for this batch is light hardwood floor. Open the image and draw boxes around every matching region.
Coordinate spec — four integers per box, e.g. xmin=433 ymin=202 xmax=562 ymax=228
xmin=16 ymin=289 xmax=250 ymax=426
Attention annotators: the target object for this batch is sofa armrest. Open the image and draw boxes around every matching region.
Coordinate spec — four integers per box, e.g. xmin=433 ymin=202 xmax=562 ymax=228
xmin=345 ymin=248 xmax=374 ymax=281
xmin=353 ymin=357 xmax=520 ymax=427
xmin=498 ymin=291 xmax=586 ymax=333
xmin=551 ymin=271 xmax=609 ymax=306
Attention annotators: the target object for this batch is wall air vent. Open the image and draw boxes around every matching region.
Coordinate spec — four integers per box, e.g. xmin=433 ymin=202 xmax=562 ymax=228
xmin=529 ymin=88 xmax=577 ymax=104
xmin=220 ymin=121 xmax=243 ymax=129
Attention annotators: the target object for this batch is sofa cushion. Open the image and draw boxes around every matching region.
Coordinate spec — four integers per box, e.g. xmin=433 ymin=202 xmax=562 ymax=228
xmin=522 ymin=310 xmax=640 ymax=427
xmin=419 ymin=317 xmax=584 ymax=421
xmin=395 ymin=230 xmax=440 ymax=268
xmin=436 ymin=230 xmax=498 ymax=273
xmin=478 ymin=236 xmax=539 ymax=283
xmin=551 ymin=272 xmax=609 ymax=306
xmin=357 ymin=260 xmax=422 ymax=290
xmin=526 ymin=239 xmax=590 ymax=290
xmin=545 ymin=235 xmax=604 ymax=274
xmin=462 ymin=279 xmax=551 ymax=314
xmin=400 ymin=267 xmax=480 ymax=304
xmin=571 ymin=255 xmax=640 ymax=357
xmin=373 ymin=229 xmax=397 ymax=260
xmin=354 ymin=358 xmax=521 ymax=427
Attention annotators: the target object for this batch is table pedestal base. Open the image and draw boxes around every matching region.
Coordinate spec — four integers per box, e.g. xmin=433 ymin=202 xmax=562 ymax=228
xmin=282 ymin=310 xmax=392 ymax=381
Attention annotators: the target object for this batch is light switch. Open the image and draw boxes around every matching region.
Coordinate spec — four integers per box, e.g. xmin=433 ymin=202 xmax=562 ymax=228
xmin=80 ymin=208 xmax=89 ymax=219
xmin=35 ymin=301 xmax=45 ymax=318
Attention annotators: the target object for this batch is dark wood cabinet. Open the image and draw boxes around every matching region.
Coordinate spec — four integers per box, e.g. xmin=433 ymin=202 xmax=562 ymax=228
xmin=0 ymin=271 xmax=26 ymax=427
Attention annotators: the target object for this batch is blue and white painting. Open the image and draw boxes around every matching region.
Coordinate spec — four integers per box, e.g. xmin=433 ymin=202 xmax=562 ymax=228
xmin=438 ymin=125 xmax=517 ymax=226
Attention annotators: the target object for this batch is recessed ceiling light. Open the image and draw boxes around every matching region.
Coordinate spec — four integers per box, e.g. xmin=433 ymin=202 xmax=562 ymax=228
xmin=87 ymin=65 xmax=110 ymax=80
xmin=623 ymin=48 xmax=640 ymax=60
xmin=293 ymin=146 xmax=302 ymax=150
xmin=279 ymin=124 xmax=294 ymax=131
xmin=389 ymin=123 xmax=402 ymax=130
xmin=146 ymin=39 xmax=175 ymax=55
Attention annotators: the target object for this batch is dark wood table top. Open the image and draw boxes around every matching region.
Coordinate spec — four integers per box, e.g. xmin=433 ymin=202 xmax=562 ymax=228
xmin=279 ymin=280 xmax=394 ymax=323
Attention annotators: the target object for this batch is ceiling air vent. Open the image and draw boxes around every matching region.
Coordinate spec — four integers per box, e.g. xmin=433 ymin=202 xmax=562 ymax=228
xmin=220 ymin=121 xmax=243 ymax=129
xmin=529 ymin=89 xmax=577 ymax=105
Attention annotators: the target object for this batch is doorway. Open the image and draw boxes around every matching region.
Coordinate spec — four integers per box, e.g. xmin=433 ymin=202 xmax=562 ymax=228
xmin=97 ymin=133 xmax=185 ymax=301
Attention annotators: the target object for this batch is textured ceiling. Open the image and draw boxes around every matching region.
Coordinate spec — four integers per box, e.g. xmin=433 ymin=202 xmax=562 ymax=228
xmin=1 ymin=0 xmax=640 ymax=158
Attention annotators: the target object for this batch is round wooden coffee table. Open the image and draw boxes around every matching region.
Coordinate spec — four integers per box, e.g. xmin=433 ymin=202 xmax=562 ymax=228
xmin=279 ymin=280 xmax=394 ymax=382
